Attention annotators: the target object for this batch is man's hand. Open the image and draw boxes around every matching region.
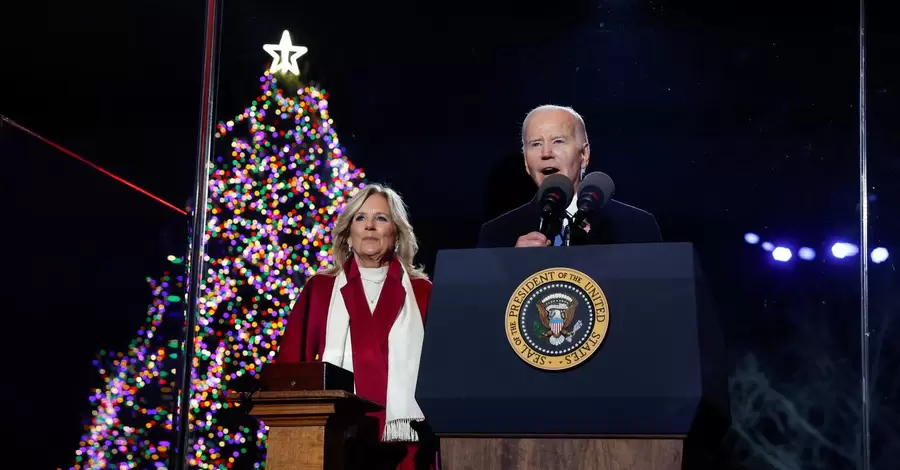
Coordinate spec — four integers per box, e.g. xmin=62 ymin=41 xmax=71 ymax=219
xmin=515 ymin=231 xmax=551 ymax=248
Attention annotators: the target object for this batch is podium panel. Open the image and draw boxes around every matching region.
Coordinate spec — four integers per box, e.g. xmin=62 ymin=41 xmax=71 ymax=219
xmin=416 ymin=243 xmax=721 ymax=437
xmin=439 ymin=437 xmax=682 ymax=470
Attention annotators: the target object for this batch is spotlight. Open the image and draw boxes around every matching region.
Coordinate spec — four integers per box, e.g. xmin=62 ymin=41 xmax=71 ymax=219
xmin=798 ymin=247 xmax=816 ymax=260
xmin=772 ymin=247 xmax=792 ymax=262
xmin=871 ymin=247 xmax=889 ymax=264
xmin=831 ymin=242 xmax=859 ymax=259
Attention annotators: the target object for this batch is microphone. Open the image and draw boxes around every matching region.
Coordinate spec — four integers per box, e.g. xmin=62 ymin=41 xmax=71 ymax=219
xmin=535 ymin=173 xmax=575 ymax=238
xmin=572 ymin=172 xmax=615 ymax=228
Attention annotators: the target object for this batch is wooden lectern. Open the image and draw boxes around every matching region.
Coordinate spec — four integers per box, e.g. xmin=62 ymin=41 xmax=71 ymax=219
xmin=227 ymin=363 xmax=381 ymax=470
xmin=438 ymin=436 xmax=683 ymax=470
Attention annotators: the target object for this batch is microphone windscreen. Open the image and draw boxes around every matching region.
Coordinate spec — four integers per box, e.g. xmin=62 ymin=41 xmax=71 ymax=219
xmin=580 ymin=172 xmax=615 ymax=207
xmin=537 ymin=173 xmax=575 ymax=206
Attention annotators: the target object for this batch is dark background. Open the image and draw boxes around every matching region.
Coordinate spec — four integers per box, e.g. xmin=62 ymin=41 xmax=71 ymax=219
xmin=1 ymin=0 xmax=897 ymax=468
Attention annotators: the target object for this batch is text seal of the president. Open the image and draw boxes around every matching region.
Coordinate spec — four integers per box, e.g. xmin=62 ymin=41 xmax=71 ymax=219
xmin=505 ymin=267 xmax=609 ymax=371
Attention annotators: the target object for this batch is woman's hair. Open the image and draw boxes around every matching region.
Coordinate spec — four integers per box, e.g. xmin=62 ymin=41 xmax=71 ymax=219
xmin=322 ymin=183 xmax=428 ymax=280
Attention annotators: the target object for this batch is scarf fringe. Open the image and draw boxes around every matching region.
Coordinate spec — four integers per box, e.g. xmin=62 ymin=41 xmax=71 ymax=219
xmin=382 ymin=418 xmax=421 ymax=442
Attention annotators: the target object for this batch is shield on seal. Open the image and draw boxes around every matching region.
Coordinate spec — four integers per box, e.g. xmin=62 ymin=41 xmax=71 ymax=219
xmin=550 ymin=317 xmax=564 ymax=336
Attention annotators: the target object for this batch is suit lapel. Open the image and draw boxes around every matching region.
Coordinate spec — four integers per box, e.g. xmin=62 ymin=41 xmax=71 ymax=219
xmin=513 ymin=201 xmax=541 ymax=245
xmin=572 ymin=210 xmax=613 ymax=245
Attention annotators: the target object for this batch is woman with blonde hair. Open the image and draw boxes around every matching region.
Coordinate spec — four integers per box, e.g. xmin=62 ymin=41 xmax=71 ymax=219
xmin=276 ymin=183 xmax=434 ymax=469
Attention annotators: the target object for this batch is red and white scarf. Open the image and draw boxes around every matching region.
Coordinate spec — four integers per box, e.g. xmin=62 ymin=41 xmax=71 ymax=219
xmin=320 ymin=262 xmax=426 ymax=442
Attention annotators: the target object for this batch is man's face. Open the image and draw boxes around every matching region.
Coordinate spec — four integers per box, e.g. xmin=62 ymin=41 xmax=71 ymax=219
xmin=522 ymin=109 xmax=590 ymax=189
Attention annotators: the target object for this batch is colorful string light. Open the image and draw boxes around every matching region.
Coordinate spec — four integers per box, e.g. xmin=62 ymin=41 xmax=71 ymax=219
xmin=70 ymin=70 xmax=366 ymax=469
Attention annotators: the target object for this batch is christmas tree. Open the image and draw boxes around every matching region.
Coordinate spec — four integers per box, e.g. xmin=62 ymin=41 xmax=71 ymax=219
xmin=71 ymin=30 xmax=366 ymax=469
xmin=72 ymin=258 xmax=186 ymax=469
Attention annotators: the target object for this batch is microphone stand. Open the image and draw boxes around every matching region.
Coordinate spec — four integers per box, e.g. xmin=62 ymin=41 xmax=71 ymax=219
xmin=538 ymin=210 xmax=562 ymax=239
xmin=563 ymin=214 xmax=574 ymax=247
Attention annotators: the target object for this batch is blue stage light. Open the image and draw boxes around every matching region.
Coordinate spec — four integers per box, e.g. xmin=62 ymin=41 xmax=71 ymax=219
xmin=772 ymin=247 xmax=793 ymax=262
xmin=871 ymin=247 xmax=889 ymax=264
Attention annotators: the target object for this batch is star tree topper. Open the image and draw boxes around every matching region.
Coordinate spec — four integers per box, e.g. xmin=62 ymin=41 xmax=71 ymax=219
xmin=263 ymin=30 xmax=308 ymax=76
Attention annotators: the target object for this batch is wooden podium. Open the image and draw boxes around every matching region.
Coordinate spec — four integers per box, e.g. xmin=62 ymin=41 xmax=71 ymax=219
xmin=415 ymin=245 xmax=726 ymax=470
xmin=438 ymin=436 xmax=683 ymax=470
xmin=228 ymin=363 xmax=381 ymax=470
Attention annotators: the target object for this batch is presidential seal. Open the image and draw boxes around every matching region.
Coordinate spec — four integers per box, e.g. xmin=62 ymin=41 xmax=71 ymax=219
xmin=505 ymin=267 xmax=609 ymax=371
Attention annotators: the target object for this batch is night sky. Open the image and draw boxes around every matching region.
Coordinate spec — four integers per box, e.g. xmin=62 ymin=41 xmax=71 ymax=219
xmin=1 ymin=0 xmax=897 ymax=468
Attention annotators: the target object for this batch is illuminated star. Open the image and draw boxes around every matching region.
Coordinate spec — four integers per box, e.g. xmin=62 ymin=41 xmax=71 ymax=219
xmin=263 ymin=30 xmax=308 ymax=76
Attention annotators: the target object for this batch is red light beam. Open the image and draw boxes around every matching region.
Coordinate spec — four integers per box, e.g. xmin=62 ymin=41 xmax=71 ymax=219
xmin=1 ymin=114 xmax=188 ymax=216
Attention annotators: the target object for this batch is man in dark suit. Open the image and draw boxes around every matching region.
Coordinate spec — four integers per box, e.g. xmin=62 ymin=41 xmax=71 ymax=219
xmin=477 ymin=105 xmax=662 ymax=248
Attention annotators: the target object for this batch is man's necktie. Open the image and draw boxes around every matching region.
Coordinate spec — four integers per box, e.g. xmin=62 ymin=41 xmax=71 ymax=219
xmin=553 ymin=224 xmax=567 ymax=246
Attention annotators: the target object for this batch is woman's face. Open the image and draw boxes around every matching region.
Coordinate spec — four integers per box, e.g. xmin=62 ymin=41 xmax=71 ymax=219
xmin=349 ymin=193 xmax=395 ymax=266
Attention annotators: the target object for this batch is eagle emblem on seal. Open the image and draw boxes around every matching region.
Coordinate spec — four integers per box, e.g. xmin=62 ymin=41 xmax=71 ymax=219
xmin=536 ymin=292 xmax=584 ymax=346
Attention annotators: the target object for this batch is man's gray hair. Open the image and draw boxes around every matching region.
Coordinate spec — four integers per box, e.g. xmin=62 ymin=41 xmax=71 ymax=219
xmin=520 ymin=104 xmax=590 ymax=148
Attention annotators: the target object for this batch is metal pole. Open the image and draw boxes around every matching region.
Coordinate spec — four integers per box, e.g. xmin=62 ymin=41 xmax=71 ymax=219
xmin=174 ymin=0 xmax=222 ymax=468
xmin=857 ymin=0 xmax=871 ymax=469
